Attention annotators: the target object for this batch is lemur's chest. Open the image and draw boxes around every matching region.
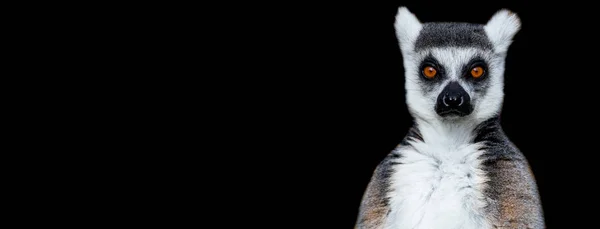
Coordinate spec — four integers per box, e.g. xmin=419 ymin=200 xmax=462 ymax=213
xmin=384 ymin=142 xmax=491 ymax=229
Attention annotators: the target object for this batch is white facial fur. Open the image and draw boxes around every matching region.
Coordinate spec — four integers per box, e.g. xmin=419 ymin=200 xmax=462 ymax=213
xmin=394 ymin=7 xmax=521 ymax=124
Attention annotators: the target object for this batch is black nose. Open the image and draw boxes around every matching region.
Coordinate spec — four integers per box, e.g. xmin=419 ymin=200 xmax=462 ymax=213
xmin=443 ymin=94 xmax=464 ymax=108
xmin=435 ymin=82 xmax=472 ymax=117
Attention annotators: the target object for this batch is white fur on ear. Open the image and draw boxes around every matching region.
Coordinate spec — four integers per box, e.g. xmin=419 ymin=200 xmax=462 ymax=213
xmin=394 ymin=7 xmax=422 ymax=53
xmin=484 ymin=9 xmax=521 ymax=54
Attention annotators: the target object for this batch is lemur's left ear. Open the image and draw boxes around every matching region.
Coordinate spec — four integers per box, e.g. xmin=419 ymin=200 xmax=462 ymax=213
xmin=394 ymin=7 xmax=422 ymax=53
xmin=484 ymin=9 xmax=521 ymax=53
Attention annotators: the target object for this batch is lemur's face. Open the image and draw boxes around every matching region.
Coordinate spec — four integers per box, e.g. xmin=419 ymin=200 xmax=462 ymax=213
xmin=394 ymin=8 xmax=521 ymax=122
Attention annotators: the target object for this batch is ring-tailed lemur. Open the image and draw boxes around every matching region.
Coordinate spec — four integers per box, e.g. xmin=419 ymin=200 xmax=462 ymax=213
xmin=355 ymin=7 xmax=544 ymax=229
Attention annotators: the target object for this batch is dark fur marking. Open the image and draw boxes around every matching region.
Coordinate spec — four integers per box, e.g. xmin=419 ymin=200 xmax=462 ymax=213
xmin=461 ymin=56 xmax=491 ymax=92
xmin=400 ymin=125 xmax=423 ymax=146
xmin=415 ymin=23 xmax=493 ymax=51
xmin=418 ymin=55 xmax=447 ymax=93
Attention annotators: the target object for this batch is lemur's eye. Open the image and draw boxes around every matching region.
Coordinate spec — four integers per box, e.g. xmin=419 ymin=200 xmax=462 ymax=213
xmin=423 ymin=66 xmax=437 ymax=79
xmin=471 ymin=66 xmax=484 ymax=78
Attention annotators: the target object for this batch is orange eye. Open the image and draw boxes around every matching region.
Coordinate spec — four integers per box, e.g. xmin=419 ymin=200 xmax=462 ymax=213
xmin=471 ymin=66 xmax=484 ymax=78
xmin=423 ymin=66 xmax=437 ymax=78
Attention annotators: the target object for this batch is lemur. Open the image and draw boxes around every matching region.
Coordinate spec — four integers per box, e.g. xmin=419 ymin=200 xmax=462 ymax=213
xmin=355 ymin=7 xmax=544 ymax=229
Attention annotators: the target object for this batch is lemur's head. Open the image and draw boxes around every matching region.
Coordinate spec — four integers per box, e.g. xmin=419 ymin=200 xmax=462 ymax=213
xmin=395 ymin=7 xmax=520 ymax=122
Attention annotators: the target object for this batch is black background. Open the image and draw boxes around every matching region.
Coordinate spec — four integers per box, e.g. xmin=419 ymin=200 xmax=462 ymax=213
xmin=232 ymin=1 xmax=599 ymax=228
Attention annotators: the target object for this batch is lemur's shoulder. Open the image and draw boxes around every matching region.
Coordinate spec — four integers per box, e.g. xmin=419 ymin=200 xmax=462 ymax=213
xmin=475 ymin=119 xmax=545 ymax=228
xmin=355 ymin=151 xmax=399 ymax=228
xmin=483 ymin=147 xmax=544 ymax=228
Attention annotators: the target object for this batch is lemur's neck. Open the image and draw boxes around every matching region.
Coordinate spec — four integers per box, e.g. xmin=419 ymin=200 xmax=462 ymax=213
xmin=409 ymin=116 xmax=502 ymax=148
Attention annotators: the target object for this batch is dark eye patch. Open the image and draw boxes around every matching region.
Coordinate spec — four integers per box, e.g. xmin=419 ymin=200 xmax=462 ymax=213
xmin=461 ymin=56 xmax=490 ymax=93
xmin=419 ymin=56 xmax=446 ymax=80
xmin=462 ymin=57 xmax=488 ymax=79
xmin=417 ymin=55 xmax=446 ymax=93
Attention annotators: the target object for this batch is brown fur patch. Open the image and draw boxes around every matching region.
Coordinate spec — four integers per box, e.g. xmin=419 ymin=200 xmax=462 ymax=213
xmin=489 ymin=158 xmax=544 ymax=228
xmin=359 ymin=206 xmax=387 ymax=228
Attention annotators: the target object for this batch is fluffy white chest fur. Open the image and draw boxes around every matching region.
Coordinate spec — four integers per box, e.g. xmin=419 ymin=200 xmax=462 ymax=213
xmin=384 ymin=123 xmax=491 ymax=229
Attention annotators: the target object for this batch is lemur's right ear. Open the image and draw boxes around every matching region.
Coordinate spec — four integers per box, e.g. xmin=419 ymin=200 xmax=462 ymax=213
xmin=394 ymin=7 xmax=422 ymax=52
xmin=484 ymin=9 xmax=521 ymax=54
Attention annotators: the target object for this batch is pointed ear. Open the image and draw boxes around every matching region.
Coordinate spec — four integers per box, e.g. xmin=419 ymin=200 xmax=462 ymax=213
xmin=484 ymin=9 xmax=521 ymax=53
xmin=394 ymin=7 xmax=422 ymax=52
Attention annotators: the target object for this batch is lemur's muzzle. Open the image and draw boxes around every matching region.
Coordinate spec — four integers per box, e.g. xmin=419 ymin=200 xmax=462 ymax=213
xmin=435 ymin=81 xmax=473 ymax=117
